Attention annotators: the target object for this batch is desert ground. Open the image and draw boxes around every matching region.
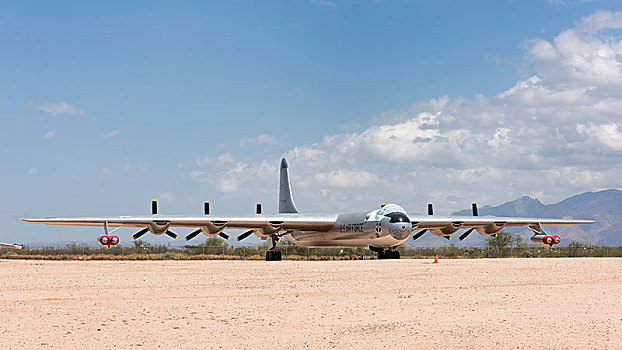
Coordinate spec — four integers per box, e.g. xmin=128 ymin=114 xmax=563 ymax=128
xmin=0 ymin=258 xmax=620 ymax=349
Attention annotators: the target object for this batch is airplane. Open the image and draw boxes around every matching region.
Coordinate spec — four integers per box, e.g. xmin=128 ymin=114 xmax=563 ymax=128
xmin=21 ymin=158 xmax=594 ymax=261
xmin=0 ymin=242 xmax=23 ymax=249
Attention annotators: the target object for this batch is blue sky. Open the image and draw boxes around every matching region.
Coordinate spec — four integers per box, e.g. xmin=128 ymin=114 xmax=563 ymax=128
xmin=2 ymin=1 xmax=621 ymax=244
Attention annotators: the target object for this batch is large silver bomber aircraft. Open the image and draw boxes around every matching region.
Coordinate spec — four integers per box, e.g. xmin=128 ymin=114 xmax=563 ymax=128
xmin=22 ymin=158 xmax=593 ymax=261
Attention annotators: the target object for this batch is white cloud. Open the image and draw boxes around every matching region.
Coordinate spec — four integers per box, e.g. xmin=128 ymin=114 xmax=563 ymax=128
xmin=218 ymin=153 xmax=234 ymax=163
xmin=315 ymin=169 xmax=379 ymax=188
xmin=577 ymin=123 xmax=622 ymax=151
xmin=43 ymin=130 xmax=56 ymax=139
xmin=103 ymin=129 xmax=120 ymax=138
xmin=27 ymin=168 xmax=38 ymax=175
xmin=37 ymin=101 xmax=83 ymax=116
xmin=544 ymin=0 xmax=564 ymax=7
xmin=97 ymin=168 xmax=116 ymax=179
xmin=183 ymin=10 xmax=622 ymax=212
xmin=158 ymin=191 xmax=175 ymax=203
xmin=310 ymin=0 xmax=334 ymax=6
xmin=196 ymin=156 xmax=211 ymax=167
xmin=239 ymin=134 xmax=278 ymax=146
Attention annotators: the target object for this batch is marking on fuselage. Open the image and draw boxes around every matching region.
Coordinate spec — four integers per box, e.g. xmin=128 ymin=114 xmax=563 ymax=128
xmin=339 ymin=222 xmax=365 ymax=233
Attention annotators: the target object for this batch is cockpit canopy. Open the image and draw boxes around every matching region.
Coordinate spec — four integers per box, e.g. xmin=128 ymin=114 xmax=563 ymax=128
xmin=376 ymin=203 xmax=410 ymax=223
xmin=377 ymin=203 xmax=407 ymax=216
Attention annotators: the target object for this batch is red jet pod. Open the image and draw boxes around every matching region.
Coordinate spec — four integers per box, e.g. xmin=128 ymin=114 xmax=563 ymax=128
xmin=531 ymin=234 xmax=561 ymax=247
xmin=99 ymin=235 xmax=119 ymax=248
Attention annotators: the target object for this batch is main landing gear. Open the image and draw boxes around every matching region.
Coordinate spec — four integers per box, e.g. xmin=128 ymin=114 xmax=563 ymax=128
xmin=265 ymin=250 xmax=282 ymax=261
xmin=265 ymin=236 xmax=282 ymax=261
xmin=378 ymin=249 xmax=400 ymax=260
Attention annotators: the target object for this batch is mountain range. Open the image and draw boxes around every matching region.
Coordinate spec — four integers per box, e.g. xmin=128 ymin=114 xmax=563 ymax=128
xmin=450 ymin=189 xmax=622 ymax=246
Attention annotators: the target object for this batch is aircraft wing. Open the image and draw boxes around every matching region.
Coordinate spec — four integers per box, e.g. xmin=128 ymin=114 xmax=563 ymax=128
xmin=0 ymin=242 xmax=23 ymax=249
xmin=20 ymin=214 xmax=338 ymax=237
xmin=408 ymin=213 xmax=593 ymax=237
xmin=410 ymin=215 xmax=594 ymax=228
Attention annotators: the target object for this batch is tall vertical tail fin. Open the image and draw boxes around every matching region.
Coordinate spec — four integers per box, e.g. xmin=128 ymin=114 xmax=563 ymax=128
xmin=279 ymin=158 xmax=299 ymax=213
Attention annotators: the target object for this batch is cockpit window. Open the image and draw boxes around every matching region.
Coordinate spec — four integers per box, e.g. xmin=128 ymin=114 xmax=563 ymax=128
xmin=386 ymin=212 xmax=410 ymax=223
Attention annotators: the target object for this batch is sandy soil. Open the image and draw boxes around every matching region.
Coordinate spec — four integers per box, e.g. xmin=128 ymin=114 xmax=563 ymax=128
xmin=0 ymin=258 xmax=620 ymax=349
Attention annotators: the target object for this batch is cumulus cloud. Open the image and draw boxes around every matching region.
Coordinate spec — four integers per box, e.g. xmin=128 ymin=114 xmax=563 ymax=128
xmin=240 ymin=134 xmax=278 ymax=146
xmin=315 ymin=170 xmax=379 ymax=187
xmin=184 ymin=10 xmax=622 ymax=212
xmin=577 ymin=123 xmax=622 ymax=151
xmin=37 ymin=101 xmax=83 ymax=116
xmin=217 ymin=153 xmax=234 ymax=163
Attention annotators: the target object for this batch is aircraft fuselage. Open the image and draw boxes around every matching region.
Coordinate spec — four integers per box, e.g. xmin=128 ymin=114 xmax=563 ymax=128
xmin=285 ymin=208 xmax=412 ymax=249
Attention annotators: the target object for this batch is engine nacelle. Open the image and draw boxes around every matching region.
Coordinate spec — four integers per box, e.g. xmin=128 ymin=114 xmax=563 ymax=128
xmin=531 ymin=234 xmax=560 ymax=247
xmin=99 ymin=235 xmax=119 ymax=248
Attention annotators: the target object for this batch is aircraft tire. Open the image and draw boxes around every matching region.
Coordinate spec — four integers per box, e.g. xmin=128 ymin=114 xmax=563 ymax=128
xmin=393 ymin=251 xmax=400 ymax=259
xmin=265 ymin=251 xmax=273 ymax=261
xmin=275 ymin=251 xmax=282 ymax=261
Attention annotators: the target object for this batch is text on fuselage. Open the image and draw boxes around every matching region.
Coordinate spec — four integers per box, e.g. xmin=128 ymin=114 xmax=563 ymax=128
xmin=339 ymin=223 xmax=365 ymax=233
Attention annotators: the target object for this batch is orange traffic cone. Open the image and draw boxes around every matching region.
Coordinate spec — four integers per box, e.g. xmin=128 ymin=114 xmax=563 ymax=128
xmin=433 ymin=254 xmax=438 ymax=264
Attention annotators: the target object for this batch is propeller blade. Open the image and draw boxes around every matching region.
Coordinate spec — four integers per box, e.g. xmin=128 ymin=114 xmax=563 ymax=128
xmin=152 ymin=199 xmax=158 ymax=215
xmin=236 ymin=229 xmax=254 ymax=242
xmin=256 ymin=203 xmax=262 ymax=215
xmin=165 ymin=230 xmax=178 ymax=239
xmin=218 ymin=232 xmax=230 ymax=240
xmin=412 ymin=229 xmax=427 ymax=241
xmin=428 ymin=203 xmax=433 ymax=215
xmin=132 ymin=228 xmax=149 ymax=240
xmin=472 ymin=202 xmax=478 ymax=216
xmin=185 ymin=229 xmax=202 ymax=241
xmin=459 ymin=228 xmax=475 ymax=241
xmin=443 ymin=235 xmax=452 ymax=241
xmin=204 ymin=201 xmax=210 ymax=215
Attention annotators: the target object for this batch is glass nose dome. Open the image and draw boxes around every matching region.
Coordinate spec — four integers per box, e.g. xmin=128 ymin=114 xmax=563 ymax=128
xmin=377 ymin=203 xmax=407 ymax=216
xmin=385 ymin=212 xmax=410 ymax=223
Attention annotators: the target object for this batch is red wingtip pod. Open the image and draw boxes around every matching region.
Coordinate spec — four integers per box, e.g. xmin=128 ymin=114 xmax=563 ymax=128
xmin=99 ymin=235 xmax=109 ymax=247
xmin=531 ymin=234 xmax=561 ymax=247
xmin=99 ymin=235 xmax=120 ymax=248
xmin=545 ymin=236 xmax=553 ymax=247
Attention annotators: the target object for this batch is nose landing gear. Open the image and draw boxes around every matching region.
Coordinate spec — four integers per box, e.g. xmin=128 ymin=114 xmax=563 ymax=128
xmin=378 ymin=249 xmax=400 ymax=260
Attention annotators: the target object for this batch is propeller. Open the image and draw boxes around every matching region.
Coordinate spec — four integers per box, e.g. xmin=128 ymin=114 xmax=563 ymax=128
xmin=165 ymin=230 xmax=178 ymax=239
xmin=236 ymin=229 xmax=254 ymax=242
xmin=185 ymin=229 xmax=202 ymax=241
xmin=459 ymin=228 xmax=475 ymax=241
xmin=412 ymin=229 xmax=427 ymax=241
xmin=428 ymin=203 xmax=433 ymax=215
xmin=204 ymin=201 xmax=210 ymax=215
xmin=132 ymin=228 xmax=149 ymax=240
xmin=256 ymin=203 xmax=262 ymax=215
xmin=458 ymin=202 xmax=478 ymax=241
xmin=152 ymin=199 xmax=158 ymax=215
xmin=443 ymin=235 xmax=451 ymax=241
xmin=218 ymin=232 xmax=230 ymax=240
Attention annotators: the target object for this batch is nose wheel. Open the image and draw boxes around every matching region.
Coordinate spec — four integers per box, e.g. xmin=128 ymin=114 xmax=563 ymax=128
xmin=378 ymin=249 xmax=400 ymax=260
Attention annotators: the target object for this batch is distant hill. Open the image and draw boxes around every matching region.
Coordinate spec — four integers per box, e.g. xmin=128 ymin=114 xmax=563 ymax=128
xmin=451 ymin=189 xmax=622 ymax=246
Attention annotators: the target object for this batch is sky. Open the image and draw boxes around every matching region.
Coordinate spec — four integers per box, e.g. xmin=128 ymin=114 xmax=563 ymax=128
xmin=2 ymin=0 xmax=622 ymax=245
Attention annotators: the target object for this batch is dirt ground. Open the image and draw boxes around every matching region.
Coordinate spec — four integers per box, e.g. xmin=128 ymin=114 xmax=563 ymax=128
xmin=0 ymin=258 xmax=620 ymax=349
